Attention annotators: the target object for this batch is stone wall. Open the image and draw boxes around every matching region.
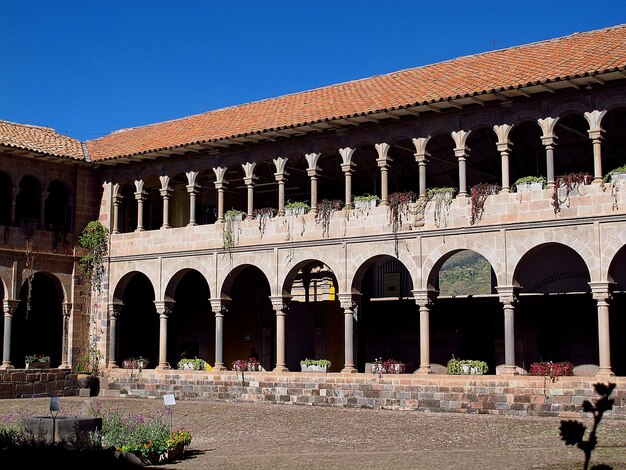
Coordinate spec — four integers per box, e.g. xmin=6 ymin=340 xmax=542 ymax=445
xmin=0 ymin=369 xmax=78 ymax=399
xmin=101 ymin=370 xmax=626 ymax=419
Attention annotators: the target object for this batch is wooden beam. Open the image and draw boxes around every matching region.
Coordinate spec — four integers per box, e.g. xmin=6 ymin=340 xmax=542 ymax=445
xmin=566 ymin=80 xmax=581 ymax=90
xmin=468 ymin=96 xmax=486 ymax=105
xmin=540 ymin=83 xmax=556 ymax=93
xmin=426 ymin=104 xmax=442 ymax=113
xmin=516 ymin=88 xmax=532 ymax=97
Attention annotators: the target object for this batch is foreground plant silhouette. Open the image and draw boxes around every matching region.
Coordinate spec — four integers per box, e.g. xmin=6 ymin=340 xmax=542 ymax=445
xmin=559 ymin=382 xmax=616 ymax=470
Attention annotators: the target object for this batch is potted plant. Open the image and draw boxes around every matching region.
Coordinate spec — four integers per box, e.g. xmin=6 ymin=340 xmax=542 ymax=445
xmin=513 ymin=176 xmax=546 ymax=192
xmin=529 ymin=361 xmax=574 ymax=382
xmin=122 ymin=356 xmax=150 ymax=370
xmin=315 ymin=199 xmax=344 ymax=237
xmin=605 ymin=164 xmax=626 ymax=183
xmin=284 ymin=200 xmax=310 ymax=217
xmin=300 ymin=358 xmax=331 ymax=372
xmin=371 ymin=357 xmax=406 ymax=374
xmin=446 ymin=356 xmax=488 ymax=375
xmin=177 ymin=357 xmax=207 ymax=370
xmin=25 ymin=354 xmax=50 ymax=369
xmin=353 ymin=194 xmax=380 ymax=210
xmin=231 ymin=358 xmax=261 ymax=371
xmin=252 ymin=207 xmax=277 ymax=237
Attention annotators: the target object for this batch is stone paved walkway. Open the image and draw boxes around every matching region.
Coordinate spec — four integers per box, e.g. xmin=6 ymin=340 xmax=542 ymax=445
xmin=1 ymin=397 xmax=624 ymax=469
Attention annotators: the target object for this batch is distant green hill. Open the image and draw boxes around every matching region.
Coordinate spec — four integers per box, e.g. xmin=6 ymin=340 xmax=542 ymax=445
xmin=438 ymin=250 xmax=493 ymax=296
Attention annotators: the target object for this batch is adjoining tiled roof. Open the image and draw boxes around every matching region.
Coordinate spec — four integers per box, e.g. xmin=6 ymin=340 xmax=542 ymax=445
xmin=0 ymin=120 xmax=85 ymax=160
xmin=84 ymin=24 xmax=626 ymax=161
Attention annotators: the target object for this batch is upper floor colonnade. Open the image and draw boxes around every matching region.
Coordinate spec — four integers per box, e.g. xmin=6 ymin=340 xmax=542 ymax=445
xmin=108 ymin=110 xmax=620 ymax=233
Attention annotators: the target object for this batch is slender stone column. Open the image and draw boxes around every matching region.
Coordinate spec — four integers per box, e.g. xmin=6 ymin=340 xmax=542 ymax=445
xmin=590 ymin=282 xmax=614 ymax=377
xmin=185 ymin=171 xmax=199 ymax=227
xmin=584 ymin=110 xmax=607 ymax=184
xmin=412 ymin=137 xmax=431 ymax=199
xmin=154 ymin=301 xmax=174 ymax=369
xmin=412 ymin=290 xmax=435 ymax=374
xmin=538 ymin=117 xmax=559 ymax=189
xmin=452 ymin=130 xmax=471 ymax=197
xmin=210 ymin=299 xmax=227 ymax=370
xmin=133 ymin=180 xmax=146 ymax=232
xmin=270 ymin=297 xmax=290 ymax=372
xmin=338 ymin=294 xmax=358 ymax=373
xmin=59 ymin=302 xmax=72 ymax=369
xmin=494 ymin=124 xmax=514 ymax=193
xmin=497 ymin=286 xmax=518 ymax=375
xmin=305 ymin=153 xmax=321 ymax=212
xmin=273 ymin=157 xmax=289 ymax=216
xmin=159 ymin=176 xmax=172 ymax=229
xmin=10 ymin=188 xmax=18 ymax=225
xmin=339 ymin=147 xmax=356 ymax=208
xmin=107 ymin=303 xmax=122 ymax=368
xmin=112 ymin=184 xmax=121 ymax=234
xmin=212 ymin=167 xmax=228 ymax=223
xmin=39 ymin=191 xmax=48 ymax=228
xmin=375 ymin=143 xmax=392 ymax=205
xmin=242 ymin=162 xmax=256 ymax=220
xmin=0 ymin=300 xmax=19 ymax=369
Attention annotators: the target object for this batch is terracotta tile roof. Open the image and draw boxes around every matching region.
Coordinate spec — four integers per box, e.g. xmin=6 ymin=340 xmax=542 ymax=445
xmin=0 ymin=120 xmax=85 ymax=160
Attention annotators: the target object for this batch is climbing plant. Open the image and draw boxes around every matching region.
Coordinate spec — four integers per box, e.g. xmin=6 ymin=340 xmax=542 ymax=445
xmin=387 ymin=191 xmax=417 ymax=257
xmin=315 ymin=199 xmax=344 ymax=237
xmin=469 ymin=183 xmax=500 ymax=225
xmin=78 ymin=220 xmax=110 ymax=292
xmin=252 ymin=207 xmax=277 ymax=238
xmin=223 ymin=209 xmax=244 ymax=253
xmin=426 ymin=187 xmax=456 ymax=228
xmin=551 ymin=172 xmax=591 ymax=215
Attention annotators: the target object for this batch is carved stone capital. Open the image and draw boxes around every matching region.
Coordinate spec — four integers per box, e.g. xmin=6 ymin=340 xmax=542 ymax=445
xmin=209 ymin=298 xmax=229 ymax=316
xmin=108 ymin=302 xmax=123 ymax=318
xmin=496 ymin=286 xmax=518 ymax=306
xmin=3 ymin=299 xmax=19 ymax=316
xmin=411 ymin=290 xmax=436 ymax=307
xmin=154 ymin=300 xmax=174 ymax=316
xmin=270 ymin=296 xmax=291 ymax=313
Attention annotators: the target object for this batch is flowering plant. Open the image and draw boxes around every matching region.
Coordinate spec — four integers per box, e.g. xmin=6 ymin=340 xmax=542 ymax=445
xmin=122 ymin=357 xmax=149 ymax=369
xmin=530 ymin=361 xmax=574 ymax=381
xmin=231 ymin=358 xmax=261 ymax=371
xmin=372 ymin=357 xmax=405 ymax=374
xmin=25 ymin=354 xmax=50 ymax=364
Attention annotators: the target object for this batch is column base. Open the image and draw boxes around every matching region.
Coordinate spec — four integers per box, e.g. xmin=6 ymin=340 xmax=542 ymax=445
xmin=596 ymin=367 xmax=615 ymax=378
xmin=414 ymin=366 xmax=432 ymax=375
xmin=186 ymin=222 xmax=197 ymax=227
xmin=107 ymin=362 xmax=119 ymax=369
xmin=0 ymin=363 xmax=14 ymax=370
xmin=58 ymin=363 xmax=71 ymax=370
xmin=213 ymin=364 xmax=227 ymax=371
xmin=156 ymin=363 xmax=171 ymax=370
xmin=592 ymin=177 xmax=603 ymax=184
xmin=501 ymin=365 xmax=519 ymax=375
xmin=273 ymin=366 xmax=289 ymax=373
xmin=341 ymin=366 xmax=357 ymax=373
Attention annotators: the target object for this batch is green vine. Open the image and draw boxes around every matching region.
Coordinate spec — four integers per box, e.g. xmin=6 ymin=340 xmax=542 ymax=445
xmin=601 ymin=165 xmax=626 ymax=210
xmin=387 ymin=191 xmax=417 ymax=257
xmin=223 ymin=209 xmax=244 ymax=253
xmin=426 ymin=187 xmax=456 ymax=228
xmin=315 ymin=199 xmax=343 ymax=237
xmin=78 ymin=220 xmax=109 ymax=292
xmin=252 ymin=207 xmax=276 ymax=238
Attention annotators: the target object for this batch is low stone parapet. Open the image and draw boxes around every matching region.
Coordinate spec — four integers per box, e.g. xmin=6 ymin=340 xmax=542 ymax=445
xmin=0 ymin=368 xmax=78 ymax=399
xmin=101 ymin=369 xmax=626 ymax=419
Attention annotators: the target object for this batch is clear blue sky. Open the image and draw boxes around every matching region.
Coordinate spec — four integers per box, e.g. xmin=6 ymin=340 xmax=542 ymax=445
xmin=1 ymin=1 xmax=624 ymax=140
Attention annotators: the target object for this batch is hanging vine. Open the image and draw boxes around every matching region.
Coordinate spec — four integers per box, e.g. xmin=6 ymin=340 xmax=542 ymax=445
xmin=551 ymin=172 xmax=591 ymax=215
xmin=387 ymin=191 xmax=417 ymax=257
xmin=252 ymin=207 xmax=277 ymax=238
xmin=78 ymin=220 xmax=110 ymax=293
xmin=315 ymin=199 xmax=344 ymax=237
xmin=24 ymin=238 xmax=35 ymax=319
xmin=223 ymin=209 xmax=244 ymax=253
xmin=601 ymin=165 xmax=626 ymax=210
xmin=426 ymin=187 xmax=456 ymax=228
xmin=469 ymin=183 xmax=500 ymax=225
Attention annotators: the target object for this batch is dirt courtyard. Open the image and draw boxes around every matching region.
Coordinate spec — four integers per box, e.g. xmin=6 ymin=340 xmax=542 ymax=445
xmin=1 ymin=397 xmax=624 ymax=469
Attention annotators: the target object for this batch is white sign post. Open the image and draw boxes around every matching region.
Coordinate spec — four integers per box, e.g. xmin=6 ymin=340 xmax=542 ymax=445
xmin=49 ymin=397 xmax=60 ymax=443
xmin=163 ymin=394 xmax=176 ymax=437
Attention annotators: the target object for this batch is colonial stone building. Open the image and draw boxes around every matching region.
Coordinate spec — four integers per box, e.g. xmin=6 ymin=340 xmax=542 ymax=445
xmin=1 ymin=24 xmax=625 ymax=385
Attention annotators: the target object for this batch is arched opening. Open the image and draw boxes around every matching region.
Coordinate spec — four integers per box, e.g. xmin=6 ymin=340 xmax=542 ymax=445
xmin=387 ymin=139 xmax=419 ymax=196
xmin=117 ymin=272 xmax=158 ymax=367
xmin=142 ymin=176 xmax=163 ymax=231
xmin=602 ymin=107 xmax=626 ymax=177
xmin=315 ymin=150 xmax=344 ymax=203
xmin=555 ymin=112 xmax=594 ymax=176
xmin=513 ymin=243 xmax=595 ymax=369
xmin=44 ymin=180 xmax=70 ymax=231
xmin=424 ymin=133 xmax=458 ymax=191
xmin=117 ymin=183 xmax=137 ymax=233
xmin=166 ymin=269 xmax=214 ymax=367
xmin=0 ymin=171 xmax=12 ymax=225
xmin=608 ymin=245 xmax=626 ymax=376
xmin=347 ymin=144 xmax=379 ymax=202
xmin=428 ymin=250 xmax=500 ymax=371
xmin=354 ymin=255 xmax=416 ymax=372
xmin=509 ymin=120 xmax=545 ymax=184
xmin=283 ymin=261 xmax=342 ymax=371
xmin=465 ymin=127 xmax=501 ymax=188
xmin=15 ymin=175 xmax=41 ymax=228
xmin=222 ymin=266 xmax=273 ymax=370
xmin=12 ymin=272 xmax=63 ymax=368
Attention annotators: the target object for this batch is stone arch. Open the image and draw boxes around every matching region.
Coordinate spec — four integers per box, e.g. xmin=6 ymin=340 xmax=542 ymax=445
xmin=348 ymin=247 xmax=419 ymax=296
xmin=607 ymin=243 xmax=626 ymax=289
xmin=607 ymin=243 xmax=626 ymax=376
xmin=551 ymin=102 xmax=590 ymax=118
xmin=13 ymin=271 xmax=64 ymax=368
xmin=219 ymin=259 xmax=275 ymax=298
xmin=111 ymin=269 xmax=158 ymax=305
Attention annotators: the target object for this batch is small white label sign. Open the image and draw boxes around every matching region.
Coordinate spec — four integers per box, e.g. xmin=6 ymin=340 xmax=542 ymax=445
xmin=163 ymin=394 xmax=176 ymax=406
xmin=49 ymin=397 xmax=60 ymax=412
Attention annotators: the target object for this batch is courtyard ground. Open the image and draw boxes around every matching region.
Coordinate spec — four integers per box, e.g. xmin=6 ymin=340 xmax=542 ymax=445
xmin=0 ymin=397 xmax=624 ymax=469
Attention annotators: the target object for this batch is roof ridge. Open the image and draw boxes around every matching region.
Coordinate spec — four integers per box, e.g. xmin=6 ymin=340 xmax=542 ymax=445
xmin=0 ymin=119 xmax=56 ymax=133
xmin=86 ymin=23 xmax=626 ymax=144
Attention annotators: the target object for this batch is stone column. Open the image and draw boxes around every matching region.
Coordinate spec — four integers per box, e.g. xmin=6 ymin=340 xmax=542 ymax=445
xmin=154 ymin=301 xmax=174 ymax=369
xmin=107 ymin=303 xmax=122 ymax=368
xmin=185 ymin=171 xmax=199 ymax=227
xmin=270 ymin=296 xmax=290 ymax=372
xmin=412 ymin=290 xmax=435 ymax=374
xmin=538 ymin=117 xmax=559 ymax=189
xmin=412 ymin=137 xmax=431 ymax=199
xmin=452 ymin=130 xmax=471 ymax=197
xmin=0 ymin=300 xmax=19 ymax=369
xmin=210 ymin=299 xmax=227 ymax=370
xmin=494 ymin=124 xmax=514 ymax=193
xmin=497 ymin=286 xmax=518 ymax=374
xmin=589 ymin=282 xmax=614 ymax=377
xmin=242 ymin=162 xmax=256 ymax=220
xmin=584 ymin=110 xmax=607 ymax=184
xmin=273 ymin=157 xmax=289 ymax=216
xmin=305 ymin=153 xmax=321 ymax=212
xmin=375 ymin=143 xmax=392 ymax=205
xmin=133 ymin=180 xmax=146 ymax=232
xmin=112 ymin=184 xmax=121 ymax=234
xmin=339 ymin=147 xmax=356 ymax=208
xmin=213 ymin=167 xmax=228 ymax=223
xmin=59 ymin=302 xmax=72 ymax=369
xmin=338 ymin=294 xmax=357 ymax=373
xmin=10 ymin=188 xmax=18 ymax=225
xmin=39 ymin=191 xmax=48 ymax=228
xmin=159 ymin=176 xmax=172 ymax=229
